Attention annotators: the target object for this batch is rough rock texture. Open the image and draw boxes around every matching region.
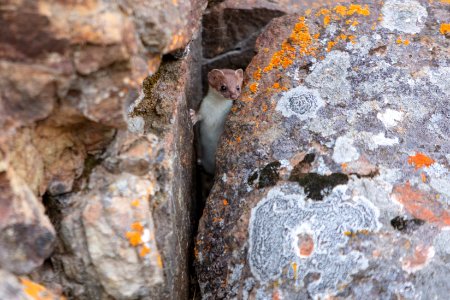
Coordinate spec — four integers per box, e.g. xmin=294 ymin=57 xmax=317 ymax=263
xmin=0 ymin=0 xmax=206 ymax=298
xmin=201 ymin=0 xmax=351 ymax=95
xmin=196 ymin=1 xmax=450 ymax=299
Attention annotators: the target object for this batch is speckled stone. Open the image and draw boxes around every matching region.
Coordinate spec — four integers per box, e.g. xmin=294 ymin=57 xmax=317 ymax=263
xmin=196 ymin=1 xmax=450 ymax=299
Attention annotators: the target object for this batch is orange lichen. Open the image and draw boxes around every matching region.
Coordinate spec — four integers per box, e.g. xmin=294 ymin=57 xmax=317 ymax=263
xmin=327 ymin=41 xmax=337 ymax=52
xmin=421 ymin=173 xmax=427 ymax=183
xmin=408 ymin=153 xmax=435 ymax=170
xmin=157 ymin=254 xmax=163 ymax=268
xmin=396 ymin=37 xmax=410 ymax=45
xmin=223 ymin=199 xmax=229 ymax=206
xmin=249 ymin=82 xmax=258 ymax=93
xmin=392 ymin=183 xmax=450 ymax=227
xmin=324 ymin=15 xmax=331 ymax=26
xmin=253 ymin=68 xmax=262 ymax=80
xmin=272 ymin=82 xmax=280 ymax=89
xmin=131 ymin=222 xmax=144 ymax=233
xmin=341 ymin=163 xmax=348 ymax=171
xmin=263 ymin=16 xmax=314 ymax=72
xmin=126 ymin=231 xmax=142 ymax=246
xmin=131 ymin=199 xmax=140 ymax=207
xmin=440 ymin=23 xmax=450 ymax=34
xmin=262 ymin=103 xmax=268 ymax=112
xmin=235 ymin=136 xmax=242 ymax=143
xmin=291 ymin=262 xmax=298 ymax=280
xmin=348 ymin=4 xmax=370 ymax=16
xmin=20 ymin=278 xmax=63 ymax=300
xmin=403 ymin=39 xmax=410 ymax=45
xmin=139 ymin=245 xmax=151 ymax=257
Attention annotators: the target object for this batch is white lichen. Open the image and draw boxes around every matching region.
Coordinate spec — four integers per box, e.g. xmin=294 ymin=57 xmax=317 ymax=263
xmin=276 ymin=86 xmax=324 ymax=120
xmin=332 ymin=136 xmax=360 ymax=163
xmin=305 ymin=50 xmax=351 ymax=104
xmin=248 ymin=183 xmax=380 ymax=298
xmin=377 ymin=109 xmax=404 ymax=128
xmin=381 ymin=0 xmax=428 ymax=34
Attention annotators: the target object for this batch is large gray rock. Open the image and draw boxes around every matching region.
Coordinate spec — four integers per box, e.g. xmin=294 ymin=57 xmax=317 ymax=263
xmin=196 ymin=0 xmax=450 ymax=298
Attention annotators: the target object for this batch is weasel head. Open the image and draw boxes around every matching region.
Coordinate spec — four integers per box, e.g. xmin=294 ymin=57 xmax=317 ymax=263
xmin=208 ymin=68 xmax=244 ymax=100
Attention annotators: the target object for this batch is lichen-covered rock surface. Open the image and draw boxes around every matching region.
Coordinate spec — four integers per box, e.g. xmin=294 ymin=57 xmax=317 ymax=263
xmin=196 ymin=0 xmax=450 ymax=298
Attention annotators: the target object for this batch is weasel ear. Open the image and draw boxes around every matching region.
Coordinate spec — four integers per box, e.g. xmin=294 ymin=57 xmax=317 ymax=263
xmin=208 ymin=69 xmax=224 ymax=86
xmin=235 ymin=69 xmax=244 ymax=80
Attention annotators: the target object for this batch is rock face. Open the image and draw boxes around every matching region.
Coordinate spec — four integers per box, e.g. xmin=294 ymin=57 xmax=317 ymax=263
xmin=196 ymin=0 xmax=450 ymax=299
xmin=201 ymin=0 xmax=352 ymax=95
xmin=0 ymin=0 xmax=206 ymax=298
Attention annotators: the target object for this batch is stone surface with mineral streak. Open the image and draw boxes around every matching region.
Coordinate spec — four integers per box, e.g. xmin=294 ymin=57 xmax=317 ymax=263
xmin=196 ymin=0 xmax=450 ymax=298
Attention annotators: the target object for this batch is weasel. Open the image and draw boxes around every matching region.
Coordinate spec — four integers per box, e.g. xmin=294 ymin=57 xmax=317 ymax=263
xmin=190 ymin=68 xmax=244 ymax=174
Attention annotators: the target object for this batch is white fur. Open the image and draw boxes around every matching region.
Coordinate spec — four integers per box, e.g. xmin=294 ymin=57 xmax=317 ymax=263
xmin=198 ymin=88 xmax=233 ymax=174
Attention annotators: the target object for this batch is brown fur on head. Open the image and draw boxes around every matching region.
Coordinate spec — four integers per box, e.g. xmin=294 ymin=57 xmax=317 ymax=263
xmin=207 ymin=69 xmax=244 ymax=100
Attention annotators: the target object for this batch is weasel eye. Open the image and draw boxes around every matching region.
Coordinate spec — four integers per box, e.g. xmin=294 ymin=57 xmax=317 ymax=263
xmin=236 ymin=86 xmax=240 ymax=91
xmin=221 ymin=85 xmax=227 ymax=91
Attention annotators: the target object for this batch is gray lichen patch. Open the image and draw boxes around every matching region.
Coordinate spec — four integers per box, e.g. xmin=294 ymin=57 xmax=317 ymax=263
xmin=428 ymin=66 xmax=450 ymax=96
xmin=332 ymin=136 xmax=360 ymax=163
xmin=248 ymin=183 xmax=380 ymax=297
xmin=305 ymin=50 xmax=351 ymax=105
xmin=275 ymin=86 xmax=324 ymax=120
xmin=381 ymin=0 xmax=428 ymax=34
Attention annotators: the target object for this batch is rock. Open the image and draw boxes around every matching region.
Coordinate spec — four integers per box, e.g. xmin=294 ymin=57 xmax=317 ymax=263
xmin=0 ymin=164 xmax=55 ymax=274
xmin=201 ymin=0 xmax=352 ymax=95
xmin=47 ymin=31 xmax=202 ymax=298
xmin=0 ymin=0 xmax=206 ymax=298
xmin=196 ymin=1 xmax=450 ymax=298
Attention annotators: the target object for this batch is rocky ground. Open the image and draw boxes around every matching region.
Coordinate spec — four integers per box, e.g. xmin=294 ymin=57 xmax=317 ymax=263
xmin=1 ymin=0 xmax=449 ymax=299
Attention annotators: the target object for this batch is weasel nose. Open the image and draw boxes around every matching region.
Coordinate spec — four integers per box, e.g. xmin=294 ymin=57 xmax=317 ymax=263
xmin=231 ymin=94 xmax=238 ymax=100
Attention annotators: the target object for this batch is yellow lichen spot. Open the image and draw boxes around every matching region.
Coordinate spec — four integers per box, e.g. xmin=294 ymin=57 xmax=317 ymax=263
xmin=305 ymin=8 xmax=312 ymax=16
xmin=421 ymin=173 xmax=427 ymax=183
xmin=249 ymin=82 xmax=258 ymax=93
xmin=131 ymin=222 xmax=144 ymax=233
xmin=140 ymin=245 xmax=151 ymax=257
xmin=157 ymin=254 xmax=163 ymax=268
xmin=347 ymin=4 xmax=370 ymax=16
xmin=316 ymin=8 xmax=331 ymax=17
xmin=291 ymin=262 xmax=298 ymax=280
xmin=131 ymin=199 xmax=140 ymax=207
xmin=351 ymin=20 xmax=359 ymax=27
xmin=344 ymin=231 xmax=352 ymax=236
xmin=324 ymin=15 xmax=331 ymax=26
xmin=313 ymin=33 xmax=320 ymax=39
xmin=20 ymin=278 xmax=54 ymax=300
xmin=440 ymin=24 xmax=450 ymax=35
xmin=396 ymin=38 xmax=403 ymax=44
xmin=440 ymin=0 xmax=450 ymax=4
xmin=253 ymin=68 xmax=262 ymax=81
xmin=327 ymin=40 xmax=336 ymax=52
xmin=223 ymin=199 xmax=229 ymax=206
xmin=334 ymin=5 xmax=348 ymax=16
xmin=403 ymin=39 xmax=410 ymax=45
xmin=126 ymin=231 xmax=142 ymax=246
xmin=358 ymin=229 xmax=369 ymax=235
